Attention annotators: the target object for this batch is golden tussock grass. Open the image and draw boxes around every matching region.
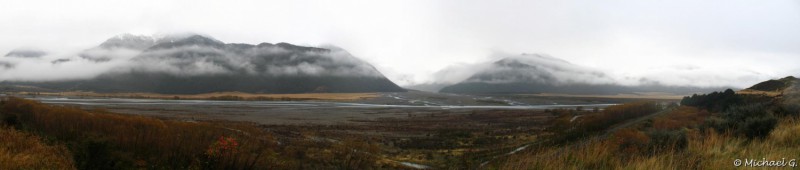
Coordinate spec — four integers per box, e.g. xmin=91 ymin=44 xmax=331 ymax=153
xmin=0 ymin=127 xmax=75 ymax=170
xmin=737 ymin=89 xmax=782 ymax=97
xmin=502 ymin=115 xmax=800 ymax=170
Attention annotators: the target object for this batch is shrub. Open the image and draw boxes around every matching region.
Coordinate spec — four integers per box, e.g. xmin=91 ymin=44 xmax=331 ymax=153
xmin=716 ymin=103 xmax=779 ymax=139
xmin=740 ymin=116 xmax=778 ymax=139
xmin=0 ymin=127 xmax=75 ymax=169
xmin=680 ymin=89 xmax=742 ymax=112
xmin=0 ymin=97 xmax=277 ymax=169
xmin=653 ymin=106 xmax=710 ymax=130
xmin=613 ymin=129 xmax=650 ymax=155
xmin=0 ymin=97 xmax=383 ymax=169
xmin=700 ymin=116 xmax=729 ymax=133
xmin=646 ymin=130 xmax=687 ymax=154
xmin=72 ymin=137 xmax=117 ymax=170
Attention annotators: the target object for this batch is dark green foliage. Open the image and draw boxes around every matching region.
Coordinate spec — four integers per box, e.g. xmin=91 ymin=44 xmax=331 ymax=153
xmin=740 ymin=116 xmax=778 ymax=139
xmin=701 ymin=116 xmax=728 ymax=133
xmin=680 ymin=89 xmax=742 ymax=112
xmin=709 ymin=103 xmax=779 ymax=139
xmin=748 ymin=80 xmax=788 ymax=91
xmin=72 ymin=138 xmax=119 ymax=170
xmin=646 ymin=130 xmax=687 ymax=154
xmin=782 ymin=102 xmax=800 ymax=117
xmin=2 ymin=113 xmax=19 ymax=129
xmin=747 ymin=76 xmax=798 ymax=91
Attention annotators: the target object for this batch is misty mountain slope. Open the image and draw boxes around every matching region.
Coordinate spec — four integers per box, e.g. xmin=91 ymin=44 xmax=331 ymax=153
xmin=4 ymin=49 xmax=47 ymax=58
xmin=404 ymin=83 xmax=453 ymax=92
xmin=440 ymin=54 xmax=727 ymax=95
xmin=79 ymin=34 xmax=156 ymax=62
xmin=2 ymin=34 xmax=405 ymax=94
xmin=0 ymin=61 xmax=12 ymax=69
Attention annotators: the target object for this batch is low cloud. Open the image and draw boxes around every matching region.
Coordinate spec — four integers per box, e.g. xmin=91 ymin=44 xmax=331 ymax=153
xmin=463 ymin=54 xmax=615 ymax=85
xmin=426 ymin=53 xmax=771 ymax=88
xmin=0 ymin=49 xmax=138 ymax=82
xmin=612 ymin=65 xmax=771 ymax=88
xmin=0 ymin=34 xmax=386 ymax=82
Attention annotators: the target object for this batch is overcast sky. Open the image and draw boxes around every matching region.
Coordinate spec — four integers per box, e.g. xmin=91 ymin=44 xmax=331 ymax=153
xmin=1 ymin=0 xmax=799 ymax=87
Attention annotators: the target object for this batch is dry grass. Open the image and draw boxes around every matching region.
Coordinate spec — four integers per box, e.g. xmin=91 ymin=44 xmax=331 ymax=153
xmin=737 ymin=89 xmax=782 ymax=97
xmin=1 ymin=97 xmax=276 ymax=169
xmin=652 ymin=106 xmax=710 ymax=130
xmin=16 ymin=91 xmax=378 ymax=100
xmin=0 ymin=127 xmax=75 ymax=170
xmin=502 ymin=113 xmax=800 ymax=169
xmin=0 ymin=97 xmax=384 ymax=169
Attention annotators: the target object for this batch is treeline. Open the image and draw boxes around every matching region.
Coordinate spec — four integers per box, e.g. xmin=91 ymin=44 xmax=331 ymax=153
xmin=680 ymin=89 xmax=742 ymax=112
xmin=0 ymin=97 xmax=382 ymax=169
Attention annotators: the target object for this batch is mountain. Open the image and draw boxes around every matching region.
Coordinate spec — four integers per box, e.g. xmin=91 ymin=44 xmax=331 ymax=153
xmin=4 ymin=48 xmax=46 ymax=58
xmin=2 ymin=34 xmax=405 ymax=94
xmin=79 ymin=34 xmax=156 ymax=62
xmin=440 ymin=54 xmax=727 ymax=95
xmin=404 ymin=83 xmax=453 ymax=92
xmin=98 ymin=34 xmax=157 ymax=50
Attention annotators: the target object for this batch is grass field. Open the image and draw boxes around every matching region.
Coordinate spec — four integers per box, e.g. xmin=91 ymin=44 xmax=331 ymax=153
xmin=737 ymin=89 xmax=783 ymax=97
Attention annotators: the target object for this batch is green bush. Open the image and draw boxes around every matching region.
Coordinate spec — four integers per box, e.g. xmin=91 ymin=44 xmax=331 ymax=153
xmin=646 ymin=130 xmax=687 ymax=154
xmin=740 ymin=116 xmax=778 ymax=139
xmin=718 ymin=103 xmax=778 ymax=139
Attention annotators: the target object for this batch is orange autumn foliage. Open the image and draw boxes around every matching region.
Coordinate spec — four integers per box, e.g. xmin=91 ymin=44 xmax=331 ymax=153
xmin=0 ymin=97 xmax=276 ymax=169
xmin=612 ymin=128 xmax=650 ymax=154
xmin=653 ymin=106 xmax=711 ymax=130
xmin=0 ymin=127 xmax=75 ymax=169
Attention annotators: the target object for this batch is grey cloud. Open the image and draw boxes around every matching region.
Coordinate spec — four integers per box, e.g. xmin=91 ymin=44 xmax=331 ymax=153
xmin=0 ymin=49 xmax=135 ymax=82
xmin=0 ymin=61 xmax=13 ymax=69
xmin=465 ymin=54 xmax=614 ymax=85
xmin=0 ymin=34 xmax=387 ymax=82
xmin=120 ymin=40 xmax=384 ymax=78
xmin=430 ymin=53 xmax=770 ymax=88
xmin=4 ymin=48 xmax=46 ymax=58
xmin=430 ymin=53 xmax=615 ymax=86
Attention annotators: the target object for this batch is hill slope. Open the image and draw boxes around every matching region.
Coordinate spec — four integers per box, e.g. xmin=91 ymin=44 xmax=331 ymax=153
xmin=747 ymin=76 xmax=798 ymax=91
xmin=440 ymin=54 xmax=726 ymax=95
xmin=1 ymin=34 xmax=405 ymax=94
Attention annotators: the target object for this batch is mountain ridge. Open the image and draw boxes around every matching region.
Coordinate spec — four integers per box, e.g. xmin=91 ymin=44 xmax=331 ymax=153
xmin=440 ymin=55 xmax=731 ymax=95
xmin=1 ymin=33 xmax=406 ymax=94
